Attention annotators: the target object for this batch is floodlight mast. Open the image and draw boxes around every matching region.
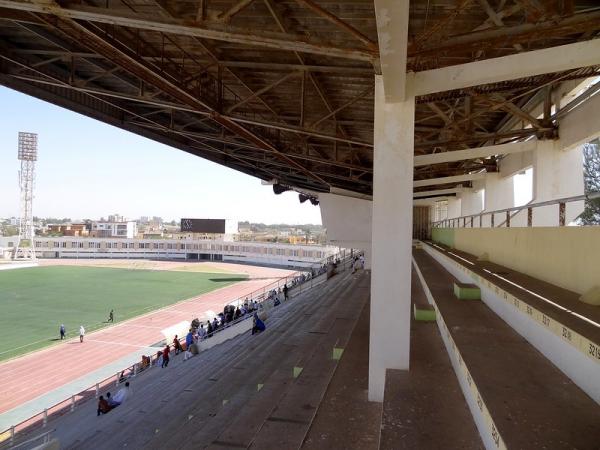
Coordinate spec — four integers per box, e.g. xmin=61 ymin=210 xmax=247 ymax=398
xmin=13 ymin=132 xmax=38 ymax=260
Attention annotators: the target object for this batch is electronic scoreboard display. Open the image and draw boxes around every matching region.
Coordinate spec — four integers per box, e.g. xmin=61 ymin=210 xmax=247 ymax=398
xmin=180 ymin=218 xmax=226 ymax=233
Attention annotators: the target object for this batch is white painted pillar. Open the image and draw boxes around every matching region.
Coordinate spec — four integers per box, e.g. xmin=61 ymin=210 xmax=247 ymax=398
xmin=369 ymin=75 xmax=414 ymax=402
xmin=533 ymin=140 xmax=584 ymax=225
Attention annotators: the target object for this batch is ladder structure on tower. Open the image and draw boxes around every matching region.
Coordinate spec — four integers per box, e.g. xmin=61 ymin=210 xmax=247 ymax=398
xmin=12 ymin=131 xmax=38 ymax=261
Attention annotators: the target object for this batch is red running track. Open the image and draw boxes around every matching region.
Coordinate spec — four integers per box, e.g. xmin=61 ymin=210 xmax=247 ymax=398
xmin=0 ymin=264 xmax=293 ymax=415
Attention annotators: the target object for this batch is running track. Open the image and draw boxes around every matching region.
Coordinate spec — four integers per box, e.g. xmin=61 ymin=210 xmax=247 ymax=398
xmin=0 ymin=264 xmax=294 ymax=415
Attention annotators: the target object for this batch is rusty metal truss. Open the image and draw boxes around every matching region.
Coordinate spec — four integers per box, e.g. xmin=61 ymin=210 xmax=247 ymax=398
xmin=0 ymin=0 xmax=599 ymax=195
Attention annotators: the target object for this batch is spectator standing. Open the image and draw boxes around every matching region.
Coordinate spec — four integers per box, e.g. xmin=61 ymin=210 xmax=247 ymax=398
xmin=173 ymin=335 xmax=182 ymax=355
xmin=59 ymin=324 xmax=66 ymax=340
xmin=283 ymin=284 xmax=289 ymax=301
xmin=207 ymin=320 xmax=213 ymax=337
xmin=79 ymin=325 xmax=85 ymax=343
xmin=155 ymin=350 xmax=163 ymax=367
xmin=184 ymin=329 xmax=194 ymax=361
xmin=161 ymin=345 xmax=170 ymax=368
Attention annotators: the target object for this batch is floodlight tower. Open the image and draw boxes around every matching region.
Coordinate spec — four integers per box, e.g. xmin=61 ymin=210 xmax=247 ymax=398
xmin=13 ymin=132 xmax=38 ymax=260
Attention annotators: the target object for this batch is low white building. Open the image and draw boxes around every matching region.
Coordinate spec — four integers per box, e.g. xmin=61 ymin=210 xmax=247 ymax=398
xmin=91 ymin=221 xmax=137 ymax=238
xmin=30 ymin=237 xmax=338 ymax=268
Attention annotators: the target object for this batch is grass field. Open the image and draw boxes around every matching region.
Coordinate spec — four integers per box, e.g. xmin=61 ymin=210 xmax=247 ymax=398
xmin=0 ymin=266 xmax=247 ymax=362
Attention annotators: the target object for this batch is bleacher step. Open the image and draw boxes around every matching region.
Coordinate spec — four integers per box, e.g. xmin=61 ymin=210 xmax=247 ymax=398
xmin=380 ymin=269 xmax=483 ymax=450
xmin=414 ymin=249 xmax=600 ymax=450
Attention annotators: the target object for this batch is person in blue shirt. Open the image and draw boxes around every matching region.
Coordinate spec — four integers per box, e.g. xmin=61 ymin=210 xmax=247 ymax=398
xmin=184 ymin=329 xmax=194 ymax=361
xmin=252 ymin=313 xmax=266 ymax=335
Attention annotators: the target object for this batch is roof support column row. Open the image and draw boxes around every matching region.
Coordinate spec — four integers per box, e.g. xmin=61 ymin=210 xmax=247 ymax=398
xmin=368 ymin=74 xmax=414 ymax=402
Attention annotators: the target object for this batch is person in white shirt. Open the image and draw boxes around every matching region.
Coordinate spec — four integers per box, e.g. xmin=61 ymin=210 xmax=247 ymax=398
xmin=110 ymin=381 xmax=131 ymax=407
xmin=197 ymin=324 xmax=207 ymax=341
xmin=79 ymin=325 xmax=85 ymax=343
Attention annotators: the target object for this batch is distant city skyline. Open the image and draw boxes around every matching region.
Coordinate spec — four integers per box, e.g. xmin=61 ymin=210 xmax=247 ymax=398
xmin=0 ymin=86 xmax=322 ymax=225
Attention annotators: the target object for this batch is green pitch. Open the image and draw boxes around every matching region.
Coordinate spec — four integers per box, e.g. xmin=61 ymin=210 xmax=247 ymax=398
xmin=0 ymin=266 xmax=247 ymax=362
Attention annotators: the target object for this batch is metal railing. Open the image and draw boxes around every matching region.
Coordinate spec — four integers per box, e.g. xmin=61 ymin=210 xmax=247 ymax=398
xmin=0 ymin=250 xmax=351 ymax=447
xmin=432 ymin=192 xmax=600 ymax=229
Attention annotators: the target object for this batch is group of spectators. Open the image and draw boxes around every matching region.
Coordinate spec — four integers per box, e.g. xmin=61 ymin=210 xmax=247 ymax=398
xmin=94 ymin=264 xmax=340 ymax=418
xmin=97 ymin=382 xmax=132 ymax=416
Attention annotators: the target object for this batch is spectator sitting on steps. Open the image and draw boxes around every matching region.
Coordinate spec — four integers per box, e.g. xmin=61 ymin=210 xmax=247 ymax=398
xmin=252 ymin=313 xmax=266 ymax=335
xmin=197 ymin=323 xmax=207 ymax=341
xmin=110 ymin=381 xmax=131 ymax=407
xmin=97 ymin=395 xmax=111 ymax=416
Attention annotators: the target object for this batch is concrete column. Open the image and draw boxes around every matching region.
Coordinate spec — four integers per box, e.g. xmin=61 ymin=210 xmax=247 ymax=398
xmin=447 ymin=197 xmax=462 ymax=219
xmin=533 ymin=140 xmax=584 ymax=225
xmin=369 ymin=75 xmax=414 ymax=402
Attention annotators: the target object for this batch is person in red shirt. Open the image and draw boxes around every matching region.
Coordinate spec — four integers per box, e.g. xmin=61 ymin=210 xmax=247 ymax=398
xmin=173 ymin=335 xmax=182 ymax=355
xmin=97 ymin=395 xmax=111 ymax=416
xmin=161 ymin=345 xmax=170 ymax=368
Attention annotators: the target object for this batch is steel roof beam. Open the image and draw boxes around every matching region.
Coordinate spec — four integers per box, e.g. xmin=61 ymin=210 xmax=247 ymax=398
xmin=0 ymin=1 xmax=377 ymax=62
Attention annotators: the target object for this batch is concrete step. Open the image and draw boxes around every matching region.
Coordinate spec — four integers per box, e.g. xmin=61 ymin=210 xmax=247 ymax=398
xmin=41 ymin=270 xmax=354 ymax=450
xmin=246 ymin=274 xmax=369 ymax=449
xmin=413 ymin=249 xmax=600 ymax=450
xmin=379 ymin=269 xmax=483 ymax=450
xmin=423 ymin=242 xmax=600 ymax=403
xmin=301 ymin=299 xmax=381 ymax=450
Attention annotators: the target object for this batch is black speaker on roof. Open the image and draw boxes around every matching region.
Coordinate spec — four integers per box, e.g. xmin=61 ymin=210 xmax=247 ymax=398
xmin=299 ymin=194 xmax=309 ymax=203
xmin=273 ymin=184 xmax=290 ymax=195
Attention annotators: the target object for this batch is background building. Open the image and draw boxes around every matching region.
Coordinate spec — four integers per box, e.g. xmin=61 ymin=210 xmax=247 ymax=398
xmin=90 ymin=220 xmax=137 ymax=238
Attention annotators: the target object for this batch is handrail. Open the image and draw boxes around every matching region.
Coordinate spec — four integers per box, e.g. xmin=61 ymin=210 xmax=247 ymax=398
xmin=432 ymin=192 xmax=600 ymax=228
xmin=0 ymin=250 xmax=351 ymax=446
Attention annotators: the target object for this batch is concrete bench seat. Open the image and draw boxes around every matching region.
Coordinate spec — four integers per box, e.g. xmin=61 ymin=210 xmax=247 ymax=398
xmin=413 ymin=249 xmax=600 ymax=449
xmin=453 ymin=281 xmax=481 ymax=300
xmin=413 ymin=302 xmax=436 ymax=321
xmin=427 ymin=242 xmax=600 ymax=349
xmin=380 ymin=269 xmax=483 ymax=450
xmin=424 ymin=241 xmax=600 ymax=404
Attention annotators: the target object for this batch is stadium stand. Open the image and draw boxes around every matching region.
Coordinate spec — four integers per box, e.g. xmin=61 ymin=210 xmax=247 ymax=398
xmin=8 ymin=260 xmax=365 ymax=449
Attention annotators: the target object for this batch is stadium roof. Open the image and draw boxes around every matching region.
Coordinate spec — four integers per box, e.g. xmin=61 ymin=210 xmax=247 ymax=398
xmin=1 ymin=0 xmax=599 ymax=196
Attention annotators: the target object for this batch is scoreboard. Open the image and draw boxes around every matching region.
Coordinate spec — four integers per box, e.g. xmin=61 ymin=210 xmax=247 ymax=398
xmin=180 ymin=218 xmax=227 ymax=233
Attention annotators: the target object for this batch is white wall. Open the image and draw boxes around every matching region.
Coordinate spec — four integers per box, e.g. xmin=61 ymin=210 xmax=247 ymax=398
xmin=532 ymin=141 xmax=584 ymax=225
xmin=319 ymin=192 xmax=372 ymax=268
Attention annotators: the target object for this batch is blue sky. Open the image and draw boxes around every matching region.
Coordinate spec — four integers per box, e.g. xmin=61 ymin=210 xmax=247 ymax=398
xmin=0 ymin=86 xmax=322 ymax=224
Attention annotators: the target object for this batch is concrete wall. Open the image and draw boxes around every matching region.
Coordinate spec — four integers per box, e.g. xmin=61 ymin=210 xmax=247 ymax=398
xmin=319 ymin=192 xmax=373 ymax=268
xmin=431 ymin=227 xmax=600 ymax=295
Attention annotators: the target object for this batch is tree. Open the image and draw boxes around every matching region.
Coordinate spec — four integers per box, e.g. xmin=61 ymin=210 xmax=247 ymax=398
xmin=579 ymin=140 xmax=600 ymax=225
